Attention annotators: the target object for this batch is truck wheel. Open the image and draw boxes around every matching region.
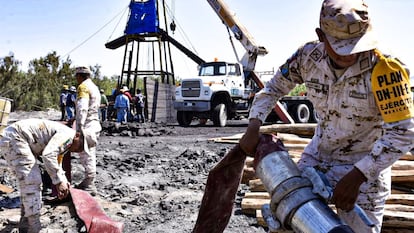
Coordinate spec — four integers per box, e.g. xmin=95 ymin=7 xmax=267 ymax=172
xmin=312 ymin=110 xmax=320 ymax=123
xmin=177 ymin=111 xmax=193 ymax=127
xmin=212 ymin=103 xmax=227 ymax=127
xmin=296 ymin=104 xmax=310 ymax=123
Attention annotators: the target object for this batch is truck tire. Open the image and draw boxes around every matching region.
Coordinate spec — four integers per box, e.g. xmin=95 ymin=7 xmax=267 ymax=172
xmin=295 ymin=104 xmax=310 ymax=123
xmin=312 ymin=110 xmax=320 ymax=123
xmin=177 ymin=111 xmax=193 ymax=127
xmin=212 ymin=103 xmax=227 ymax=127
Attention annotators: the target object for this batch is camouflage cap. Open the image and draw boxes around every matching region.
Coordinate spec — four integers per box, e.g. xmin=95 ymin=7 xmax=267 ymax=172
xmin=75 ymin=66 xmax=91 ymax=75
xmin=320 ymin=0 xmax=377 ymax=55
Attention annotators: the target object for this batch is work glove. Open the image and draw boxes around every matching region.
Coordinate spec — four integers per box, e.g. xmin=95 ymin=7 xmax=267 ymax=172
xmin=301 ymin=167 xmax=375 ymax=227
xmin=261 ymin=203 xmax=281 ymax=232
xmin=301 ymin=166 xmax=332 ymax=201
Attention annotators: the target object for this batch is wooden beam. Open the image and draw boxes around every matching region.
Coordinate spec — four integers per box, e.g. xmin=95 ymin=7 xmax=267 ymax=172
xmin=0 ymin=184 xmax=13 ymax=194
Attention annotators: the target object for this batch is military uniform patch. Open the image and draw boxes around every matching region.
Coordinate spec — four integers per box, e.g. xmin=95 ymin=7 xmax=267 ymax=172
xmin=371 ymin=51 xmax=414 ymax=123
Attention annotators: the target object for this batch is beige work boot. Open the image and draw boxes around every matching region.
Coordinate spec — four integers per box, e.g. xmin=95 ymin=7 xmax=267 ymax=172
xmin=76 ymin=177 xmax=97 ymax=196
xmin=27 ymin=214 xmax=41 ymax=233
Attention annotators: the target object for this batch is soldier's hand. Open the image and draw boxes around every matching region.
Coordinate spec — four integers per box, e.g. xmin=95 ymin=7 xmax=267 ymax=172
xmin=239 ymin=118 xmax=262 ymax=156
xmin=332 ymin=168 xmax=366 ymax=211
xmin=56 ymin=181 xmax=70 ymax=200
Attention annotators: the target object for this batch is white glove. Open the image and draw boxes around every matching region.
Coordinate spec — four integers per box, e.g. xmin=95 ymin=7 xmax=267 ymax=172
xmin=301 ymin=167 xmax=332 ymax=201
xmin=261 ymin=203 xmax=281 ymax=232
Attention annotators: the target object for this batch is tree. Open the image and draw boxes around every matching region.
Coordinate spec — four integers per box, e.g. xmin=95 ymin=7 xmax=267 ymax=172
xmin=0 ymin=54 xmax=22 ymax=95
xmin=0 ymin=51 xmax=117 ymax=111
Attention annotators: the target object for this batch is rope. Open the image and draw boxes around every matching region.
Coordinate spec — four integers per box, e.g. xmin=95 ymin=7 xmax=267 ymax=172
xmin=62 ymin=5 xmax=129 ymax=59
xmin=107 ymin=5 xmax=129 ymax=42
xmin=164 ymin=2 xmax=199 ymax=56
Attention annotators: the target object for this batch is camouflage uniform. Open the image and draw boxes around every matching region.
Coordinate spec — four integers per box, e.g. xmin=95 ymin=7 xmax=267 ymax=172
xmin=75 ymin=78 xmax=101 ymax=183
xmin=0 ymin=119 xmax=75 ymax=231
xmin=249 ymin=42 xmax=414 ymax=232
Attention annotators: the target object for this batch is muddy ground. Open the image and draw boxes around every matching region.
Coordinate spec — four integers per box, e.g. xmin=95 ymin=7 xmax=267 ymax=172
xmin=0 ymin=110 xmax=266 ymax=233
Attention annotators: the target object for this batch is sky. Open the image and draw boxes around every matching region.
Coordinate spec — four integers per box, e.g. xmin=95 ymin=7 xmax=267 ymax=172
xmin=1 ymin=0 xmax=413 ymax=79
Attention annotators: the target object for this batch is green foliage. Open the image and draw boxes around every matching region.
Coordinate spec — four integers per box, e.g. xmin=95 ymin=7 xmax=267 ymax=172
xmin=287 ymin=83 xmax=307 ymax=96
xmin=0 ymin=52 xmax=118 ymax=111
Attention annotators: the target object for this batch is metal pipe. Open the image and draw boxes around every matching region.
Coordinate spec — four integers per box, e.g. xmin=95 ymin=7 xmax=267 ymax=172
xmin=255 ymin=149 xmax=354 ymax=233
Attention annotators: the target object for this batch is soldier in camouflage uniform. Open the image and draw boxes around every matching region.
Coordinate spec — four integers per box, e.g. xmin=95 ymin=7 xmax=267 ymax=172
xmin=0 ymin=119 xmax=84 ymax=233
xmin=74 ymin=66 xmax=102 ymax=196
xmin=240 ymin=0 xmax=414 ymax=232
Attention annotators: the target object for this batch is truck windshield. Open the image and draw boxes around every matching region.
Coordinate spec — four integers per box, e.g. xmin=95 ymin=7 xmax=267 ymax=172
xmin=199 ymin=63 xmax=227 ymax=76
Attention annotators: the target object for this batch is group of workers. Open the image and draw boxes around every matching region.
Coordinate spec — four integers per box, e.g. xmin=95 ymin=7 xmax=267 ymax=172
xmin=113 ymin=86 xmax=146 ymax=124
xmin=62 ymin=83 xmax=146 ymax=124
xmin=59 ymin=85 xmax=77 ymax=121
xmin=1 ymin=0 xmax=413 ymax=232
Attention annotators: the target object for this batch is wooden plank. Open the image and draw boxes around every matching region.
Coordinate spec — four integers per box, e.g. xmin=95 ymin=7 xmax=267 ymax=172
xmin=241 ymin=166 xmax=256 ymax=184
xmin=241 ymin=197 xmax=269 ymax=215
xmin=244 ymin=192 xmax=270 ymax=199
xmin=259 ymin=123 xmax=316 ymax=137
xmin=382 ymin=228 xmax=414 ymax=233
xmin=248 ymin=179 xmax=266 ymax=192
xmin=383 ymin=204 xmax=414 ymax=228
xmin=399 ymin=153 xmax=414 ymax=161
xmin=392 ymin=160 xmax=414 ymax=170
xmin=391 ymin=170 xmax=414 ymax=182
xmin=386 ymin=194 xmax=414 ymax=206
xmin=256 ymin=209 xmax=266 ymax=227
xmin=0 ymin=184 xmax=14 ymax=194
xmin=384 ymin=204 xmax=414 ymax=212
xmin=276 ymin=133 xmax=311 ymax=144
xmin=284 ymin=143 xmax=307 ymax=151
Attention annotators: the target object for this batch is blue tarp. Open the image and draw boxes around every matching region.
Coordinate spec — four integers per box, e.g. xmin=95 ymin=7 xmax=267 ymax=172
xmin=125 ymin=0 xmax=159 ymax=35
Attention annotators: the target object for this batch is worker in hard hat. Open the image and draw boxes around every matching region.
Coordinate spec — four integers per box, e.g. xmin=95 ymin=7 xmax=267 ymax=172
xmin=73 ymin=66 xmax=101 ymax=196
xmin=0 ymin=119 xmax=84 ymax=233
xmin=240 ymin=0 xmax=414 ymax=232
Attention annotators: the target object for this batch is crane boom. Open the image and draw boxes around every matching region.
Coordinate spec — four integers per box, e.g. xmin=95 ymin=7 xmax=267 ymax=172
xmin=206 ymin=0 xmax=268 ymax=71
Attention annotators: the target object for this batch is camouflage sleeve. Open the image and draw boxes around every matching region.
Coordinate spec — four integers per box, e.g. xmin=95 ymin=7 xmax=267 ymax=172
xmin=249 ymin=44 xmax=307 ymax=123
xmin=76 ymin=83 xmax=90 ymax=131
xmin=42 ymin=132 xmax=73 ymax=185
xmin=355 ymin=118 xmax=414 ymax=180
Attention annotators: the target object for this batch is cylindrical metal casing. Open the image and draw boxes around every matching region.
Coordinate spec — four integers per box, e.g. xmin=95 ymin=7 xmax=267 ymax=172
xmin=255 ymin=151 xmax=300 ymax=195
xmin=255 ymin=150 xmax=354 ymax=233
xmin=291 ymin=199 xmax=353 ymax=233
